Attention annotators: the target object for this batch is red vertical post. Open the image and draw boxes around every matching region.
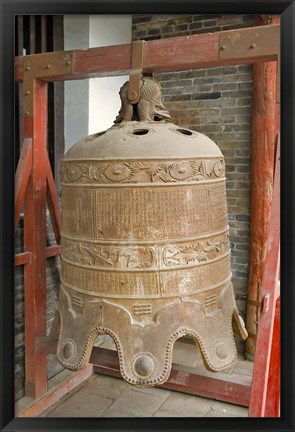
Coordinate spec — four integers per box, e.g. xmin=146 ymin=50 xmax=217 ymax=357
xmin=23 ymin=77 xmax=48 ymax=398
xmin=248 ymin=138 xmax=280 ymax=417
xmin=245 ymin=15 xmax=280 ymax=359
xmin=264 ymin=296 xmax=280 ymax=417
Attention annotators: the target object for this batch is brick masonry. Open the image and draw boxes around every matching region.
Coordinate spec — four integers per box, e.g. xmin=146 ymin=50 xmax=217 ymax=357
xmin=133 ymin=14 xmax=258 ymax=352
xmin=15 ymin=215 xmax=60 ymax=400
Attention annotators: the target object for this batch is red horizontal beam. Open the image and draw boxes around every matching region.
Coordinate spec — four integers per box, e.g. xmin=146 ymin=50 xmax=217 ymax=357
xmin=92 ymin=351 xmax=251 ymax=407
xmin=15 ymin=252 xmax=32 ymax=267
xmin=15 ymin=24 xmax=279 ymax=83
xmin=37 ymin=338 xmax=251 ymax=407
xmin=15 ymin=246 xmax=60 ymax=267
xmin=46 ymin=245 xmax=60 ymax=258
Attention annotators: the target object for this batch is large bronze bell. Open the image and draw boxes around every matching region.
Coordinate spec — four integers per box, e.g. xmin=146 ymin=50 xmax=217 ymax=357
xmin=57 ymin=77 xmax=247 ymax=386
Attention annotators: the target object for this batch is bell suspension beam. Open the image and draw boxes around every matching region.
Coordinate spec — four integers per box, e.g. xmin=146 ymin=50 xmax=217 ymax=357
xmin=127 ymin=40 xmax=145 ymax=104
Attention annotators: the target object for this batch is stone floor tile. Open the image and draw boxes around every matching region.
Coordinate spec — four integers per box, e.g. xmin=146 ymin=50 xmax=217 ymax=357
xmin=173 ymin=341 xmax=202 ymax=367
xmin=211 ymin=400 xmax=248 ymax=417
xmin=152 ymin=410 xmax=187 ymax=417
xmin=99 ymin=335 xmax=116 ymax=350
xmin=205 ymin=409 xmax=239 ymax=417
xmin=153 ymin=392 xmax=213 ymax=417
xmin=15 ymin=396 xmax=34 ymax=416
xmin=232 ymin=359 xmax=253 ymax=377
xmin=101 ymin=387 xmax=169 ymax=417
xmin=129 ymin=385 xmax=172 ymax=397
xmin=47 ymin=354 xmax=64 ymax=379
xmin=47 ymin=369 xmax=74 ymax=391
xmin=46 ymin=388 xmax=113 ymax=417
xmin=30 ymin=343 xmax=254 ymax=419
xmin=85 ymin=374 xmax=129 ymax=399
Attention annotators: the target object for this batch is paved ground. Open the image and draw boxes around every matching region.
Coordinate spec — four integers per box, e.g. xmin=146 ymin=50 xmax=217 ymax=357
xmin=39 ymin=372 xmax=249 ymax=418
xmin=35 ymin=338 xmax=252 ymax=418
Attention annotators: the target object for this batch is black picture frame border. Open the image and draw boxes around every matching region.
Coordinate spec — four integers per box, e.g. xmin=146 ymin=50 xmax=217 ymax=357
xmin=1 ymin=1 xmax=294 ymax=431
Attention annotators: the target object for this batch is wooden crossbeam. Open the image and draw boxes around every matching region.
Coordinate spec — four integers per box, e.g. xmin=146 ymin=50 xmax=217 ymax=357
xmin=15 ymin=252 xmax=32 ymax=267
xmin=15 ymin=247 xmax=60 ymax=267
xmin=15 ymin=24 xmax=279 ymax=83
xmin=46 ymin=245 xmax=60 ymax=258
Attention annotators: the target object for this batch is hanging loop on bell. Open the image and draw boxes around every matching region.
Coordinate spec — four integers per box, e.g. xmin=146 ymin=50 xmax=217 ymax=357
xmin=127 ymin=40 xmax=145 ymax=104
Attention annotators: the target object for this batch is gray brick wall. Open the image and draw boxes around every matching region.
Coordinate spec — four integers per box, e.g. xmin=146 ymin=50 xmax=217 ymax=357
xmin=132 ymin=14 xmax=257 ymax=40
xmin=133 ymin=15 xmax=257 ymax=351
xmin=15 ymin=215 xmax=61 ymax=401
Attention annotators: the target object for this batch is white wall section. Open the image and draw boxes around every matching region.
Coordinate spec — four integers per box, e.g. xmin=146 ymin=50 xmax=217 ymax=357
xmin=64 ymin=15 xmax=132 ymax=151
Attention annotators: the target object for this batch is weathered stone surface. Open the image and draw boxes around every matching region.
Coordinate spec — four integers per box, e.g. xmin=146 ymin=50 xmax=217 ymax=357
xmin=101 ymin=387 xmax=169 ymax=417
xmin=153 ymin=392 xmax=213 ymax=417
xmin=47 ymin=388 xmax=113 ymax=417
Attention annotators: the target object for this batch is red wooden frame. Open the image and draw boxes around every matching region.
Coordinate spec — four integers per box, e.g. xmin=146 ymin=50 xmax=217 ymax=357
xmin=248 ymin=135 xmax=280 ymax=417
xmin=14 ymin=23 xmax=280 ymax=416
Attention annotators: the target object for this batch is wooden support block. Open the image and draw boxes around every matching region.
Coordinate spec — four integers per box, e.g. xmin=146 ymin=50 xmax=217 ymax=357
xmin=219 ymin=24 xmax=279 ymax=61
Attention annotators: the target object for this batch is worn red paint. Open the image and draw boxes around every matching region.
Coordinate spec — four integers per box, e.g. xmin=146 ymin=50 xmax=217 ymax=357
xmin=23 ymin=78 xmax=48 ymax=398
xmin=91 ymin=347 xmax=251 ymax=407
xmin=264 ymin=297 xmax=280 ymax=416
xmin=15 ymin=25 xmax=279 ymax=83
xmin=248 ymin=136 xmax=280 ymax=417
xmin=15 ymin=252 xmax=31 ymax=267
xmin=246 ymin=15 xmax=280 ymax=358
xmin=15 ymin=137 xmax=32 ymax=230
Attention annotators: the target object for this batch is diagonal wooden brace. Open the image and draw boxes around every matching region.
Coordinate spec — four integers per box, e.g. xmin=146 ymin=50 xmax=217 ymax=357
xmin=46 ymin=155 xmax=61 ymax=244
xmin=127 ymin=40 xmax=145 ymax=104
xmin=15 ymin=137 xmax=32 ymax=230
